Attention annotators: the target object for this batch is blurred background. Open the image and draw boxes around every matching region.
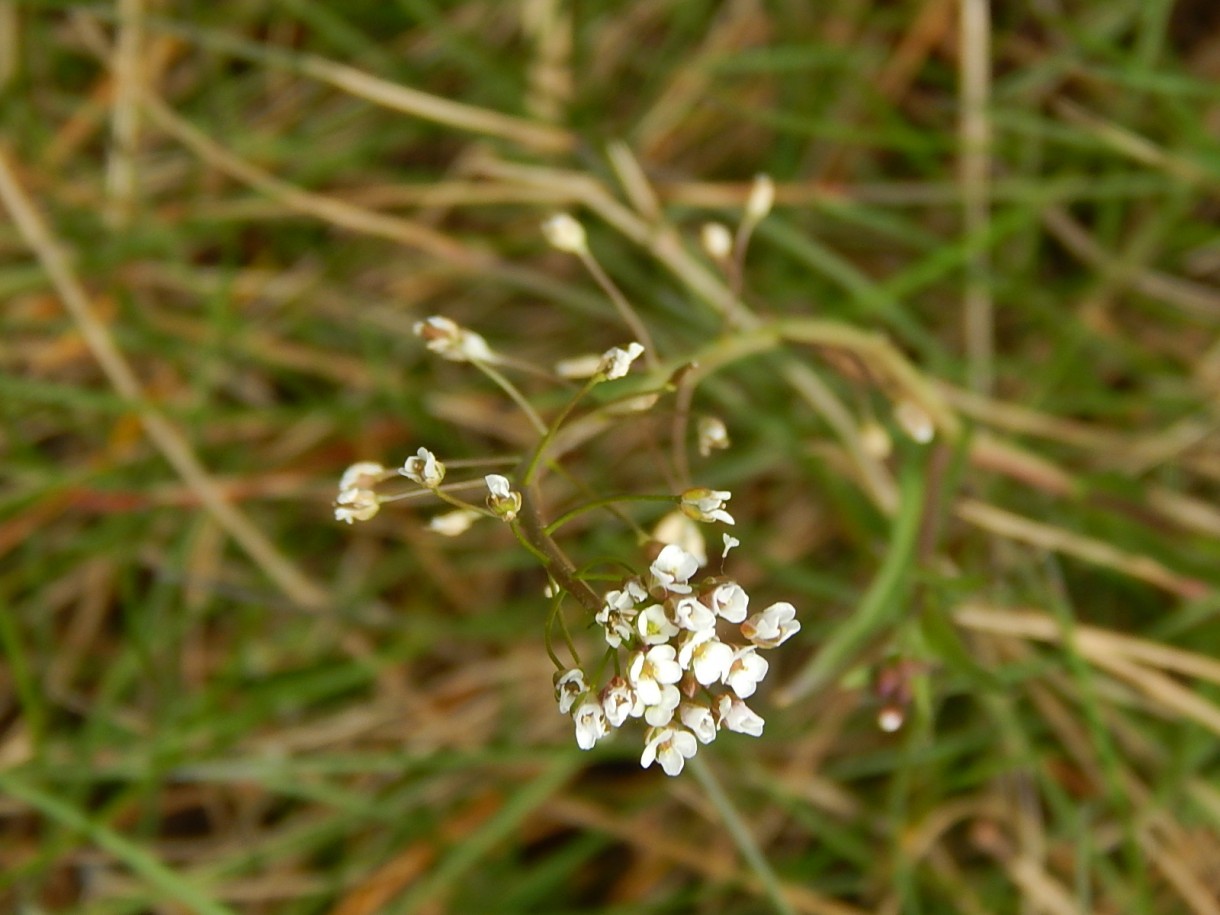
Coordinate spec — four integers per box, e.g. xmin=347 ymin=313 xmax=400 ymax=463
xmin=3 ymin=1 xmax=1220 ymax=912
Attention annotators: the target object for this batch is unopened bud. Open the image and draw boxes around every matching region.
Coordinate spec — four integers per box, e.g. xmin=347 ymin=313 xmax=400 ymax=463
xmin=542 ymin=213 xmax=587 ymax=254
xmin=700 ymin=222 xmax=733 ymax=260
xmin=745 ymin=174 xmax=775 ymax=223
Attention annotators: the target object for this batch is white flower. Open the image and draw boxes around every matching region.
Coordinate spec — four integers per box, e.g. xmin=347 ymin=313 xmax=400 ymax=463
xmin=652 ymin=511 xmax=707 ymax=567
xmin=627 ymin=645 xmax=683 ymax=706
xmin=643 ymin=683 xmax=681 ymax=727
xmin=597 ymin=342 xmax=645 ymax=380
xmin=672 ymin=595 xmax=716 ymax=632
xmin=677 ymin=629 xmax=734 ymax=686
xmin=572 ymin=697 xmax=610 ymax=750
xmin=554 ymin=668 xmax=587 ymax=715
xmin=721 ymin=533 xmax=740 ymax=559
xmin=640 ymin=725 xmax=698 ymax=776
xmin=609 ymin=579 xmax=647 ymax=606
xmin=554 ymin=353 xmax=604 ymax=379
xmin=427 ymin=509 xmax=480 ymax=537
xmin=700 ymin=222 xmax=733 ymax=260
xmin=745 ymin=173 xmax=775 ymax=223
xmin=724 ymin=645 xmax=769 ymax=698
xmin=542 ymin=213 xmax=587 ymax=253
xmin=696 ymin=416 xmax=730 ymax=457
xmin=339 ymin=461 xmax=386 ymax=492
xmin=742 ymin=601 xmax=800 ymax=648
xmin=484 ymin=474 xmax=522 ymax=522
xmin=648 ymin=543 xmax=700 ymax=594
xmin=680 ymin=701 xmax=718 ymax=744
xmin=334 ymin=487 xmax=379 ymax=524
xmin=413 ymin=315 xmax=495 ymax=363
xmin=596 ymin=580 xmax=645 ymax=648
xmin=710 ymin=582 xmax=749 ymax=623
xmin=600 ymin=677 xmax=638 ymax=727
xmin=597 ymin=604 xmax=637 ymax=648
xmin=636 ymin=603 xmax=679 ymax=645
xmin=400 ymin=447 xmax=445 ymax=487
xmin=716 ymin=695 xmax=765 ymax=737
xmin=680 ymin=488 xmax=735 ymax=526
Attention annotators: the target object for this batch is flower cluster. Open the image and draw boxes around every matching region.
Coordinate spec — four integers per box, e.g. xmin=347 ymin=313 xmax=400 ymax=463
xmin=555 ymin=542 xmax=799 ymax=776
xmin=334 ymin=461 xmax=387 ymax=524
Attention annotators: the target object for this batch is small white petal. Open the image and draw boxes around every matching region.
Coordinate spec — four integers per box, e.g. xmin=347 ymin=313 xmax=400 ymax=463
xmin=721 ymin=533 xmax=740 ymax=559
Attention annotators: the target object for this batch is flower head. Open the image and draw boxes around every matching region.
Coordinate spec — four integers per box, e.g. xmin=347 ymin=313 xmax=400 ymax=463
xmin=742 ymin=601 xmax=800 ymax=648
xmin=680 ymin=701 xmax=718 ymax=744
xmin=648 ymin=543 xmax=700 ymax=595
xmin=600 ymin=676 xmax=639 ymax=727
xmin=672 ymin=595 xmax=716 ymax=632
xmin=334 ymin=487 xmax=379 ymax=524
xmin=596 ymin=580 xmax=645 ymax=648
xmin=640 ymin=725 xmax=698 ymax=776
xmin=627 ymin=644 xmax=682 ymax=706
xmin=696 ymin=416 xmax=730 ymax=457
xmin=724 ymin=645 xmax=769 ymax=699
xmin=554 ymin=353 xmax=605 ymax=379
xmin=677 ymin=628 xmax=734 ymax=686
xmin=597 ymin=342 xmax=645 ymax=380
xmin=709 ymin=582 xmax=749 ymax=623
xmin=339 ymin=461 xmax=386 ymax=492
xmin=400 ymin=447 xmax=445 ymax=488
xmin=680 ymin=488 xmax=735 ymax=526
xmin=427 ymin=509 xmax=480 ymax=537
xmin=642 ymin=683 xmax=681 ymax=727
xmin=572 ymin=697 xmax=610 ymax=750
xmin=335 ymin=461 xmax=385 ymax=524
xmin=413 ymin=315 xmax=495 ymax=363
xmin=554 ymin=668 xmax=587 ymax=715
xmin=484 ymin=474 xmax=522 ymax=522
xmin=636 ymin=603 xmax=679 ymax=646
xmin=716 ymin=695 xmax=765 ymax=737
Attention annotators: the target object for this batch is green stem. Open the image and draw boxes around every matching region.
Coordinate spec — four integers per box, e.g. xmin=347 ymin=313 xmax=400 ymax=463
xmin=777 ymin=457 xmax=926 ymax=704
xmin=688 ymin=756 xmax=796 ymax=915
xmin=545 ymin=493 xmax=677 ymax=535
xmin=578 ymin=248 xmax=659 ymax=370
xmin=517 ymin=480 xmax=602 ymax=615
xmin=472 ymin=359 xmax=548 ymax=437
xmin=522 ymin=378 xmax=598 ymax=487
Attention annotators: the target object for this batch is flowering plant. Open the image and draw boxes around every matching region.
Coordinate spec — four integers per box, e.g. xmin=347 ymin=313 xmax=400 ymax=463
xmin=333 ymin=184 xmax=803 ymax=775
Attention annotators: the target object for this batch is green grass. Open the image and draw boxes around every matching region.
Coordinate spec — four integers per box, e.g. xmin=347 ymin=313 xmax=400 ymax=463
xmin=3 ymin=1 xmax=1220 ymax=912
